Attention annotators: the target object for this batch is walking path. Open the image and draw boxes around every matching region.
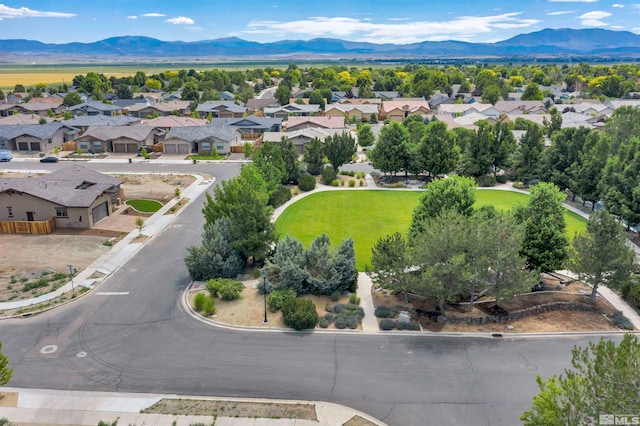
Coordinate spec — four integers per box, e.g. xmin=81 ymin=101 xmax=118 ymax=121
xmin=0 ymin=387 xmax=385 ymax=426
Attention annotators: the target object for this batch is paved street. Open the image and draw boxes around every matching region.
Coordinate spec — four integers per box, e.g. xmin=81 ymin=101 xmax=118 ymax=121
xmin=0 ymin=161 xmax=625 ymax=425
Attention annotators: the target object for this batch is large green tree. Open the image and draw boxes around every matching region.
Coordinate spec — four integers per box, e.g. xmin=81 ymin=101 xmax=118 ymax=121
xmin=513 ymin=122 xmax=545 ymax=184
xmin=521 ymin=82 xmax=544 ymax=101
xmin=522 ymin=334 xmax=640 ymax=426
xmin=514 ymin=182 xmax=568 ymax=272
xmin=202 ymin=164 xmax=276 ymax=263
xmin=324 ymin=131 xmax=356 ymax=172
xmin=302 ymin=137 xmax=325 ymax=175
xmin=252 ymin=141 xmax=287 ymax=196
xmin=367 ymin=232 xmax=414 ymax=299
xmin=370 ymin=122 xmax=411 ymax=175
xmin=570 ymin=209 xmax=636 ymax=303
xmin=604 ymin=106 xmax=640 ymax=155
xmin=62 ymin=92 xmax=83 ymax=107
xmin=570 ymin=134 xmax=608 ymax=210
xmin=420 ymin=120 xmax=460 ymax=176
xmin=357 ymin=123 xmax=375 ymax=147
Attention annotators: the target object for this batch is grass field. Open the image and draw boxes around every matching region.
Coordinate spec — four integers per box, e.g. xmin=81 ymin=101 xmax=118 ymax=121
xmin=274 ymin=189 xmax=587 ymax=271
xmin=125 ymin=199 xmax=163 ymax=213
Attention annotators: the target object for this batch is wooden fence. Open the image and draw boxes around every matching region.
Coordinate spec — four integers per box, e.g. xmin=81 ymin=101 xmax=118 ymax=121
xmin=0 ymin=216 xmax=56 ymax=235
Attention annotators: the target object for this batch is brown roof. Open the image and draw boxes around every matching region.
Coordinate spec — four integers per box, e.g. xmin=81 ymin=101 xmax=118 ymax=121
xmin=382 ymin=99 xmax=431 ymax=114
xmin=141 ymin=116 xmax=208 ymax=127
xmin=78 ymin=125 xmax=155 ymax=142
xmin=29 ymin=97 xmax=64 ymax=106
xmin=129 ymin=101 xmax=191 ymax=113
xmin=285 ymin=116 xmax=347 ymax=130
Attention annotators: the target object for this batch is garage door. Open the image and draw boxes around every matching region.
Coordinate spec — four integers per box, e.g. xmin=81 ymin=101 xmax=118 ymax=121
xmin=114 ymin=143 xmax=138 ymax=153
xmin=164 ymin=144 xmax=177 ymax=154
xmin=91 ymin=202 xmax=109 ymax=224
xmin=178 ymin=144 xmax=189 ymax=154
xmin=30 ymin=142 xmax=41 ymax=151
xmin=18 ymin=142 xmax=29 ymax=151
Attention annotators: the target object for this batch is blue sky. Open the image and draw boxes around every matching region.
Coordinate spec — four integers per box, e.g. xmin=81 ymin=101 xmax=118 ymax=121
xmin=1 ymin=1 xmax=639 ymax=44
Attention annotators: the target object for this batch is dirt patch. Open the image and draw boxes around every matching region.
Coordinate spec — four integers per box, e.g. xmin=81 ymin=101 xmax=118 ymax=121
xmin=343 ymin=415 xmax=379 ymax=426
xmin=116 ymin=174 xmax=195 ymax=202
xmin=143 ymin=398 xmax=318 ymax=420
xmin=372 ymin=276 xmax=623 ymax=333
xmin=0 ymin=392 xmax=18 ymax=407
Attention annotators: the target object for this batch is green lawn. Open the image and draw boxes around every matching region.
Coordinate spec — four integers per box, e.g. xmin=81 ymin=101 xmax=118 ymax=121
xmin=274 ymin=189 xmax=587 ymax=271
xmin=186 ymin=153 xmax=225 ymax=161
xmin=125 ymin=199 xmax=163 ymax=213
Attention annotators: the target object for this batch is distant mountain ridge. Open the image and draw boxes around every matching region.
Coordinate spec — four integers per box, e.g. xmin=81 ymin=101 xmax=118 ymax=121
xmin=1 ymin=28 xmax=640 ymax=58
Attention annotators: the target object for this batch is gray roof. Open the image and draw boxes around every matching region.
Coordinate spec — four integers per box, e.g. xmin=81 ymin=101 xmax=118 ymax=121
xmin=208 ymin=115 xmax=283 ymax=129
xmin=262 ymin=127 xmax=349 ymax=143
xmin=196 ymin=101 xmax=246 ymax=114
xmin=166 ymin=126 xmax=239 ymax=143
xmin=68 ymin=101 xmax=122 ymax=112
xmin=0 ymin=165 xmax=122 ymax=208
xmin=247 ymin=98 xmax=279 ymax=108
xmin=0 ymin=122 xmax=76 ymax=140
xmin=264 ymin=104 xmax=320 ymax=114
xmin=63 ymin=115 xmax=140 ymax=127
xmin=78 ymin=125 xmax=154 ymax=142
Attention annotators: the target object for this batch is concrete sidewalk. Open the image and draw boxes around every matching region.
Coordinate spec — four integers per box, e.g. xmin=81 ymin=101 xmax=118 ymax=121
xmin=0 ymin=388 xmax=385 ymax=426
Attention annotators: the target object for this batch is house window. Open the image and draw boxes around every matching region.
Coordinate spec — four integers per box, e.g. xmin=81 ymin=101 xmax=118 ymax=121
xmin=7 ymin=206 xmax=13 ymax=218
xmin=201 ymin=142 xmax=211 ymax=150
xmin=94 ymin=141 xmax=102 ymax=148
xmin=55 ymin=207 xmax=68 ymax=218
xmin=79 ymin=141 xmax=88 ymax=149
xmin=216 ymin=144 xmax=224 ymax=150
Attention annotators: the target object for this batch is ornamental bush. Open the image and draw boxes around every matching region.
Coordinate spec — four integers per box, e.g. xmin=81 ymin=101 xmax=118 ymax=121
xmin=380 ymin=319 xmax=395 ymax=330
xmin=298 ymin=174 xmax=316 ymax=191
xmin=321 ymin=165 xmax=336 ymax=184
xmin=269 ymin=186 xmax=292 ymax=208
xmin=194 ymin=293 xmax=206 ymax=311
xmin=207 ymin=278 xmax=245 ymax=300
xmin=281 ymin=297 xmax=319 ymax=330
xmin=267 ymin=288 xmax=297 ymax=312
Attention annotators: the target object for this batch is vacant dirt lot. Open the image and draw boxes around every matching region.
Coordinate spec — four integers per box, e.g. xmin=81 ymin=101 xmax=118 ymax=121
xmin=0 ymin=173 xmax=194 ymax=302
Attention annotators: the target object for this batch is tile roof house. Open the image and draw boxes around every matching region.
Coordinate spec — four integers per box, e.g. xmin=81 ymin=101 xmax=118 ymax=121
xmin=324 ymin=103 xmax=380 ymax=122
xmin=128 ymin=101 xmax=192 ymax=118
xmin=62 ymin=115 xmax=141 ymax=132
xmin=196 ymin=101 xmax=247 ymax=118
xmin=0 ymin=114 xmax=58 ymax=125
xmin=380 ymin=98 xmax=431 ymax=122
xmin=17 ymin=98 xmax=66 ymax=116
xmin=339 ymin=98 xmax=382 ymax=106
xmin=493 ymin=100 xmax=546 ymax=115
xmin=453 ymin=112 xmax=498 ymax=127
xmin=67 ymin=101 xmax=123 ymax=117
xmin=74 ymin=125 xmax=155 ymax=154
xmin=0 ymin=165 xmax=123 ymax=230
xmin=246 ymin=98 xmax=280 ymax=111
xmin=208 ymin=115 xmax=283 ymax=138
xmin=285 ymin=116 xmax=347 ymax=132
xmin=263 ymin=103 xmax=320 ymax=118
xmin=163 ymin=126 xmax=240 ymax=155
xmin=263 ymin=127 xmax=351 ymax=154
xmin=438 ymin=103 xmax=501 ymax=118
xmin=221 ymin=91 xmax=235 ymax=101
xmin=0 ymin=122 xmax=78 ymax=152
xmin=603 ymin=99 xmax=640 ymax=110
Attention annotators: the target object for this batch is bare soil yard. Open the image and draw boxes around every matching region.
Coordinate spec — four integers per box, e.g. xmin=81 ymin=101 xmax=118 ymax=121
xmin=0 ymin=173 xmax=194 ymax=305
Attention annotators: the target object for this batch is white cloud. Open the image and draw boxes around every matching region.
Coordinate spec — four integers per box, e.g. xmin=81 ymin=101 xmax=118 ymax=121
xmin=127 ymin=15 xmax=137 ymax=19
xmin=142 ymin=13 xmax=165 ymax=17
xmin=578 ymin=10 xmax=611 ymax=26
xmin=0 ymin=4 xmax=75 ymax=20
xmin=242 ymin=13 xmax=541 ymax=44
xmin=549 ymin=0 xmax=597 ymax=2
xmin=388 ymin=18 xmax=410 ymax=21
xmin=547 ymin=10 xmax=574 ymax=15
xmin=610 ymin=25 xmax=624 ymax=28
xmin=166 ymin=16 xmax=194 ymax=25
xmin=612 ymin=3 xmax=624 ymax=7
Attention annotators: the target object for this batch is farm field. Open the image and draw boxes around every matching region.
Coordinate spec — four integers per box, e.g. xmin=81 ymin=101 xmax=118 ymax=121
xmin=275 ymin=189 xmax=587 ymax=271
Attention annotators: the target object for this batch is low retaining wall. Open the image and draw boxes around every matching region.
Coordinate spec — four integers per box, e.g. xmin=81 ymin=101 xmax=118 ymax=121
xmin=414 ymin=301 xmax=597 ymax=325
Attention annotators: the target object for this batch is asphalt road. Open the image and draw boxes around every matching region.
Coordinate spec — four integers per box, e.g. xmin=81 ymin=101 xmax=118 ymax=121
xmin=0 ymin=162 xmax=618 ymax=425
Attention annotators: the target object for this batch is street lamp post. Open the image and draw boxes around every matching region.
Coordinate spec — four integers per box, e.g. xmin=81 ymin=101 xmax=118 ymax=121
xmin=261 ymin=269 xmax=268 ymax=324
xmin=68 ymin=264 xmax=74 ymax=295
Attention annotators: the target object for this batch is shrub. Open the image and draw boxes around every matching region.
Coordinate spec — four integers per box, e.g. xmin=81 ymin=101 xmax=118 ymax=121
xmin=298 ymin=174 xmax=316 ymax=191
xmin=194 ymin=292 xmax=206 ymax=311
xmin=356 ymin=171 xmax=366 ymax=179
xmin=346 ymin=315 xmax=359 ymax=329
xmin=380 ymin=319 xmax=395 ymax=330
xmin=404 ymin=321 xmax=421 ymax=331
xmin=282 ymin=297 xmax=318 ymax=330
xmin=513 ymin=182 xmax=527 ymax=190
xmin=359 ymin=180 xmax=364 ymax=186
xmin=333 ymin=303 xmax=365 ymax=319
xmin=331 ymin=180 xmax=339 ymax=187
xmin=610 ymin=311 xmax=634 ymax=330
xmin=374 ymin=306 xmax=398 ymax=318
xmin=349 ymin=293 xmax=360 ymax=305
xmin=324 ymin=312 xmax=335 ymax=322
xmin=318 ymin=318 xmax=329 ymax=328
xmin=269 ymin=186 xmax=292 ymax=207
xmin=334 ymin=316 xmax=347 ymax=329
xmin=321 ymin=165 xmax=336 ymax=184
xmin=207 ymin=278 xmax=245 ymax=301
xmin=202 ymin=296 xmax=216 ymax=316
xmin=257 ymin=278 xmax=273 ymax=295
xmin=348 ymin=180 xmax=355 ymax=187
xmin=267 ymin=288 xmax=297 ymax=312
xmin=386 ymin=182 xmax=405 ymax=188
xmin=330 ymin=291 xmax=341 ymax=302
xmin=476 ymin=175 xmax=497 ymax=187
xmin=496 ymin=174 xmax=509 ymax=184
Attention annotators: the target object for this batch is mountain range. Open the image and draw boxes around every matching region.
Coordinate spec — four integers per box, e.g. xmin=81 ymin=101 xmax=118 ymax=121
xmin=1 ymin=28 xmax=640 ymax=59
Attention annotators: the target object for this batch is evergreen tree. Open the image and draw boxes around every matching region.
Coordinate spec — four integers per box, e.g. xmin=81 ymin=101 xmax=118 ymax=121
xmin=303 ymin=137 xmax=325 ymax=175
xmin=513 ymin=122 xmax=545 ymax=184
xmin=185 ymin=218 xmax=244 ymax=280
xmin=324 ymin=132 xmax=356 ymax=171
xmin=420 ymin=120 xmax=460 ymax=176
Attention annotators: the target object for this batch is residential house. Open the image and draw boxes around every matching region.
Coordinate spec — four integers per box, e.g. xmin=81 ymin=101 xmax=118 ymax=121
xmin=324 ymin=104 xmax=379 ymax=122
xmin=285 ymin=116 xmax=348 ymax=132
xmin=264 ymin=103 xmax=320 ymax=119
xmin=208 ymin=115 xmax=283 ymax=138
xmin=504 ymin=114 xmax=550 ymax=127
xmin=0 ymin=103 xmax=21 ymax=117
xmin=373 ymin=91 xmax=401 ymax=100
xmin=453 ymin=112 xmax=497 ymax=127
xmin=0 ymin=114 xmax=57 ymax=125
xmin=339 ymin=98 xmax=382 ymax=106
xmin=63 ymin=115 xmax=140 ymax=132
xmin=559 ymin=102 xmax=612 ymax=116
xmin=246 ymin=98 xmax=280 ymax=112
xmin=163 ymin=127 xmax=240 ymax=155
xmin=262 ymin=127 xmax=350 ymax=154
xmin=438 ymin=103 xmax=500 ymax=118
xmin=380 ymin=98 xmax=431 ymax=122
xmin=428 ymin=93 xmax=453 ymax=109
xmin=0 ymin=165 xmax=123 ymax=230
xmin=128 ymin=101 xmax=192 ymax=118
xmin=603 ymin=99 xmax=640 ymax=111
xmin=196 ymin=101 xmax=246 ymax=119
xmin=67 ymin=101 xmax=122 ymax=117
xmin=560 ymin=112 xmax=597 ymax=130
xmin=17 ymin=98 xmax=66 ymax=116
xmin=221 ymin=91 xmax=235 ymax=101
xmin=0 ymin=122 xmax=78 ymax=152
xmin=493 ymin=100 xmax=546 ymax=115
xmin=141 ymin=115 xmax=208 ymax=143
xmin=74 ymin=125 xmax=155 ymax=153
xmin=430 ymin=114 xmax=478 ymax=131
